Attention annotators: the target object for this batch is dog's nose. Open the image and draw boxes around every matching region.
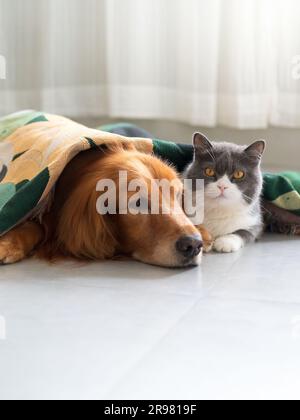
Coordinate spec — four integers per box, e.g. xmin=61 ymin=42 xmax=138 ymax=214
xmin=176 ymin=235 xmax=203 ymax=259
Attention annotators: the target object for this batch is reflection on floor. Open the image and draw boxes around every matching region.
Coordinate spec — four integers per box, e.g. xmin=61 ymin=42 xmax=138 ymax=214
xmin=0 ymin=234 xmax=299 ymax=400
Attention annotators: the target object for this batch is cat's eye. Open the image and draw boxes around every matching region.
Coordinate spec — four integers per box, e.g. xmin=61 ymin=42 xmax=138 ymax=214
xmin=233 ymin=170 xmax=245 ymax=180
xmin=205 ymin=167 xmax=216 ymax=177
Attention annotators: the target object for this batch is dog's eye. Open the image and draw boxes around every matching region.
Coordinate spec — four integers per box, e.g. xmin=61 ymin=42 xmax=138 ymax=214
xmin=128 ymin=196 xmax=149 ymax=213
xmin=204 ymin=167 xmax=215 ymax=177
xmin=233 ymin=170 xmax=245 ymax=180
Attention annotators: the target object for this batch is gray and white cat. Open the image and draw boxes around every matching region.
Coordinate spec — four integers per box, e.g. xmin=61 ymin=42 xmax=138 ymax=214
xmin=184 ymin=133 xmax=266 ymax=253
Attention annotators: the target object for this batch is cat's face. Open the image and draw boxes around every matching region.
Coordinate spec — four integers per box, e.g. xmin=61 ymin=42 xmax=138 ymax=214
xmin=186 ymin=133 xmax=265 ymax=208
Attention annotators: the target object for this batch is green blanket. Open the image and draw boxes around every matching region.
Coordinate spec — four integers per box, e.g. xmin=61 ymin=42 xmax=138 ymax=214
xmin=0 ymin=111 xmax=299 ymax=236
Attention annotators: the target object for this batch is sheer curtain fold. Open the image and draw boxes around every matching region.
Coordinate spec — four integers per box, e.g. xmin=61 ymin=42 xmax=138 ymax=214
xmin=1 ymin=0 xmax=300 ymax=128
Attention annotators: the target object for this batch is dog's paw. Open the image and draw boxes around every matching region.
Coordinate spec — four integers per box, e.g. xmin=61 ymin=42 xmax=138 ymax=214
xmin=203 ymin=239 xmax=213 ymax=253
xmin=196 ymin=225 xmax=213 ymax=253
xmin=0 ymin=239 xmax=26 ymax=265
xmin=213 ymin=234 xmax=244 ymax=254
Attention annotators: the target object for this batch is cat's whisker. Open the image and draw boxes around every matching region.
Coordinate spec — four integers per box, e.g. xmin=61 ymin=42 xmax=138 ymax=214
xmin=242 ymin=193 xmax=272 ymax=215
xmin=206 ymin=149 xmax=216 ymax=163
xmin=242 ymin=193 xmax=253 ymax=202
xmin=259 ymin=203 xmax=273 ymax=216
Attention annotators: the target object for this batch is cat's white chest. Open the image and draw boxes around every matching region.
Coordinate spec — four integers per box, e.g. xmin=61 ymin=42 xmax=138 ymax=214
xmin=203 ymin=203 xmax=257 ymax=239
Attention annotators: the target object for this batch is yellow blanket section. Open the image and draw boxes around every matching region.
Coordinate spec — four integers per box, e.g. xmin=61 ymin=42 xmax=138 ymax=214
xmin=0 ymin=112 xmax=153 ymax=235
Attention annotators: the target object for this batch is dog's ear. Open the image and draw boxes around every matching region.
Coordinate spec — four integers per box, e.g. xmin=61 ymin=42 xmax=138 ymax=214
xmin=56 ymin=181 xmax=117 ymax=260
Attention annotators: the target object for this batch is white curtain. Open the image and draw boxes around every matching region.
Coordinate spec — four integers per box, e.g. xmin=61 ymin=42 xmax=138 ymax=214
xmin=1 ymin=0 xmax=300 ymax=128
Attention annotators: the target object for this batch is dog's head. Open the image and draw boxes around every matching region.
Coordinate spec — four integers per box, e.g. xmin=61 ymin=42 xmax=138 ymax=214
xmin=53 ymin=147 xmax=203 ymax=268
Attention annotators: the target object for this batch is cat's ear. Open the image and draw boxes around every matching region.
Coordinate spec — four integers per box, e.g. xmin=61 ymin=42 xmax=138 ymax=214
xmin=244 ymin=140 xmax=266 ymax=161
xmin=193 ymin=133 xmax=213 ymax=154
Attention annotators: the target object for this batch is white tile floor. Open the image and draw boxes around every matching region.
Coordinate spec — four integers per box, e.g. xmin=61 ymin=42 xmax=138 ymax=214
xmin=0 ymin=234 xmax=300 ymax=400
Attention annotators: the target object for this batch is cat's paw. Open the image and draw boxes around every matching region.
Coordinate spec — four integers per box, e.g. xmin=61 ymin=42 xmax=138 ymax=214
xmin=0 ymin=239 xmax=26 ymax=265
xmin=213 ymin=234 xmax=244 ymax=253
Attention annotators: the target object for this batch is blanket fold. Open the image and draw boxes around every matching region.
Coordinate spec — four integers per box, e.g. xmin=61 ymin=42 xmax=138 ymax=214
xmin=0 ymin=111 xmax=299 ymax=236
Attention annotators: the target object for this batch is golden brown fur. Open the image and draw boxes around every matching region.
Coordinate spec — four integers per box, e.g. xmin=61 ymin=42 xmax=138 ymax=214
xmin=0 ymin=147 xmax=212 ymax=268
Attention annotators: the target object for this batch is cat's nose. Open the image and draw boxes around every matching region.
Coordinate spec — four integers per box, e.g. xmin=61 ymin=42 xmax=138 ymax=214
xmin=176 ymin=235 xmax=203 ymax=259
xmin=218 ymin=185 xmax=228 ymax=193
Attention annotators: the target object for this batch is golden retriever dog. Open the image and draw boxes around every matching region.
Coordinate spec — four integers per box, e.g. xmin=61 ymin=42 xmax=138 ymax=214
xmin=0 ymin=145 xmax=212 ymax=268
